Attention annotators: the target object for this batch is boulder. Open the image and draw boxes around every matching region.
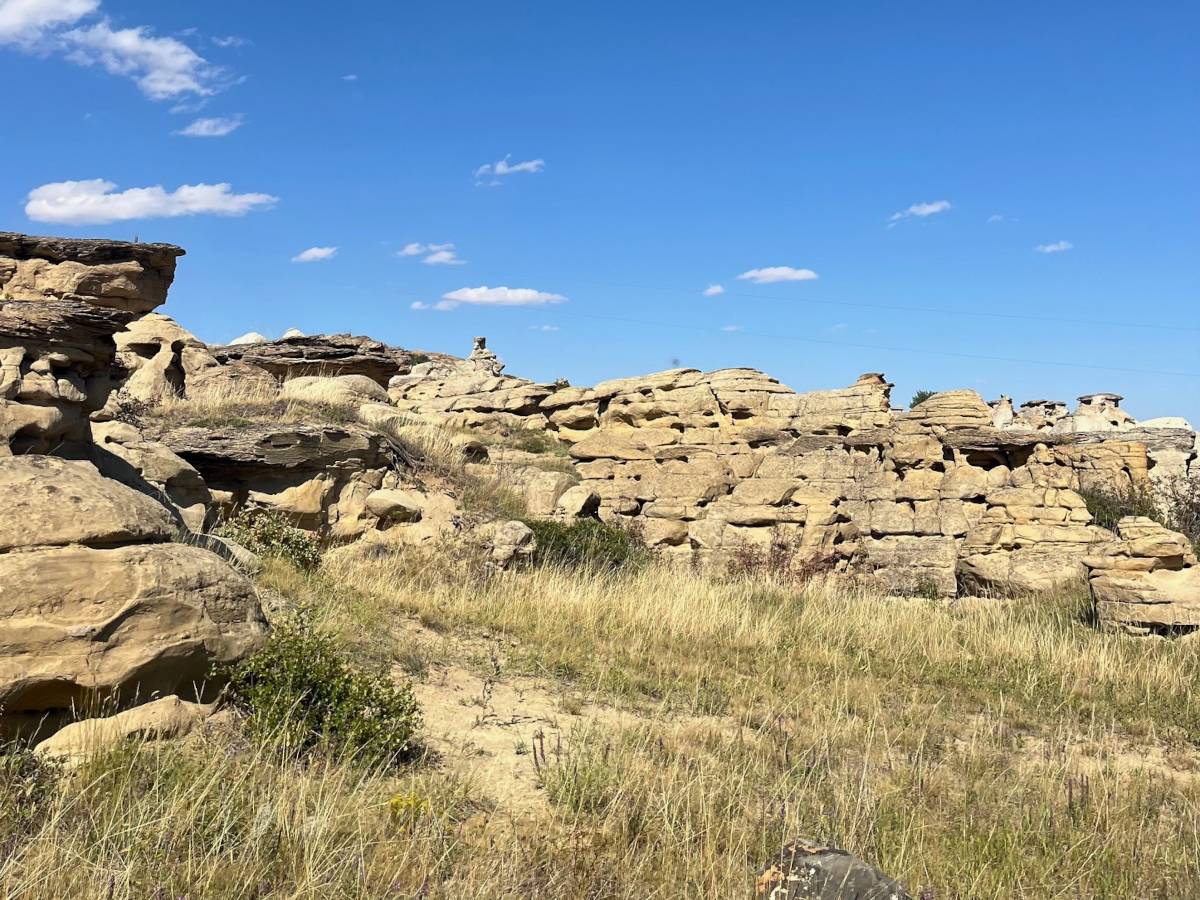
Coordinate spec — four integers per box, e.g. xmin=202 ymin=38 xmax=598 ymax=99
xmin=0 ymin=455 xmax=175 ymax=551
xmin=0 ymin=455 xmax=266 ymax=740
xmin=1085 ymin=517 xmax=1200 ymax=633
xmin=756 ymin=837 xmax=910 ymax=899
xmin=35 ymin=695 xmax=213 ymax=762
xmin=281 ymin=374 xmax=390 ymax=406
xmin=91 ymin=420 xmax=212 ymax=531
xmin=488 ymin=519 xmax=536 ymax=569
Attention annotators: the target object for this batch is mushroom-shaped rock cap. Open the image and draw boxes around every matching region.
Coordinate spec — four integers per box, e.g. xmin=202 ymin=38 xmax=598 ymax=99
xmin=855 ymin=372 xmax=891 ymax=386
xmin=0 ymin=232 xmax=185 ymax=266
xmin=1078 ymin=393 xmax=1124 ymax=405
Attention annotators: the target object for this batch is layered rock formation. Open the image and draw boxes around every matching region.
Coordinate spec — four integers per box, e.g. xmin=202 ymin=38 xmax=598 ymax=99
xmin=213 ymin=333 xmax=446 ymax=386
xmin=1085 ymin=517 xmax=1200 ymax=634
xmin=160 ymin=422 xmax=458 ymax=543
xmin=380 ymin=345 xmax=1198 ymax=598
xmin=1 ymin=232 xmax=184 ymax=455
xmin=0 ymin=234 xmax=269 ymax=741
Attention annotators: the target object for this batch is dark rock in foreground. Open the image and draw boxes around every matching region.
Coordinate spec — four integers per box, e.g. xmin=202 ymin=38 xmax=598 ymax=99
xmin=756 ymin=838 xmax=910 ymax=899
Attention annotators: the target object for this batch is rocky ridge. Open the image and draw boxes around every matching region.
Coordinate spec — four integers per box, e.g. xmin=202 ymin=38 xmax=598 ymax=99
xmin=2 ymin=226 xmax=1198 ymax=749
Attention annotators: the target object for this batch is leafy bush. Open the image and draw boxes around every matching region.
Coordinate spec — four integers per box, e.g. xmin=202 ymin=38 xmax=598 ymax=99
xmin=223 ymin=613 xmax=422 ymax=765
xmin=1158 ymin=475 xmax=1200 ymax=551
xmin=526 ymin=518 xmax=648 ymax=572
xmin=1079 ymin=476 xmax=1200 ymax=551
xmin=910 ymin=389 xmax=935 ymax=408
xmin=507 ymin=428 xmax=564 ymax=455
xmin=215 ymin=507 xmax=323 ymax=570
xmin=1079 ymin=483 xmax=1160 ymax=532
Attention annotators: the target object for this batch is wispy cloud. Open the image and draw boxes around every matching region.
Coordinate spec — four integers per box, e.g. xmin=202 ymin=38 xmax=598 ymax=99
xmin=826 ymin=322 xmax=848 ymax=334
xmin=341 ymin=73 xmax=357 ymax=81
xmin=438 ymin=285 xmax=565 ymax=310
xmin=889 ymin=200 xmax=951 ymax=224
xmin=0 ymin=0 xmax=97 ymax=44
xmin=530 ymin=324 xmax=560 ymax=332
xmin=737 ymin=266 xmax=819 ymax=284
xmin=0 ymin=1 xmax=230 ymax=99
xmin=25 ymin=178 xmax=277 ymax=224
xmin=211 ymin=35 xmax=248 ymax=48
xmin=292 ymin=246 xmax=337 ymax=263
xmin=720 ymin=325 xmax=742 ymax=332
xmin=398 ymin=241 xmax=465 ymax=265
xmin=986 ymin=214 xmax=1005 ymax=223
xmin=703 ymin=283 xmax=725 ymax=297
xmin=1034 ymin=240 xmax=1073 ymax=254
xmin=175 ymin=115 xmax=242 ymax=137
xmin=474 ymin=154 xmax=544 ymax=185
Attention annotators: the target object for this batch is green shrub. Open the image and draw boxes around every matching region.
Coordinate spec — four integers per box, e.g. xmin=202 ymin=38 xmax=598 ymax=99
xmin=1158 ymin=475 xmax=1200 ymax=551
xmin=223 ymin=613 xmax=422 ymax=765
xmin=1080 ymin=478 xmax=1200 ymax=555
xmin=1079 ymin=483 xmax=1160 ymax=532
xmin=526 ymin=518 xmax=649 ymax=572
xmin=507 ymin=428 xmax=564 ymax=455
xmin=215 ymin=507 xmax=322 ymax=570
xmin=910 ymin=389 xmax=935 ymax=408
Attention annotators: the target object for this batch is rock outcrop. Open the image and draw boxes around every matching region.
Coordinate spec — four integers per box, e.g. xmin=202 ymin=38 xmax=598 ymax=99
xmin=111 ymin=312 xmax=220 ymax=404
xmin=1085 ymin=517 xmax=1200 ymax=634
xmin=160 ymin=422 xmax=452 ymax=541
xmin=387 ymin=347 xmax=1198 ymax=598
xmin=1 ymin=232 xmax=184 ymax=454
xmin=0 ymin=456 xmax=266 ymax=740
xmin=213 ymin=333 xmax=444 ymax=386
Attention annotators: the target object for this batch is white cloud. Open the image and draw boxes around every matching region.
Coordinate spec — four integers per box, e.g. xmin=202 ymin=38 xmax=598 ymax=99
xmin=703 ymin=283 xmax=725 ymax=297
xmin=399 ymin=241 xmax=464 ymax=265
xmin=410 ymin=301 xmax=429 ymax=310
xmin=291 ymin=246 xmax=337 ymax=263
xmin=827 ymin=322 xmax=848 ymax=334
xmin=176 ymin=115 xmax=242 ymax=137
xmin=341 ymin=73 xmax=357 ymax=81
xmin=63 ymin=22 xmax=225 ymax=99
xmin=439 ymin=285 xmax=565 ymax=309
xmin=889 ymin=200 xmax=952 ymax=222
xmin=986 ymin=214 xmax=1005 ymax=223
xmin=474 ymin=154 xmax=545 ymax=183
xmin=0 ymin=1 xmax=227 ymax=99
xmin=0 ymin=0 xmax=97 ymax=44
xmin=1035 ymin=240 xmax=1073 ymax=254
xmin=211 ymin=35 xmax=247 ymax=48
xmin=25 ymin=178 xmax=277 ymax=224
xmin=530 ymin=324 xmax=559 ymax=332
xmin=423 ymin=248 xmax=464 ymax=265
xmin=736 ymin=266 xmax=819 ymax=284
xmin=720 ymin=325 xmax=742 ymax=332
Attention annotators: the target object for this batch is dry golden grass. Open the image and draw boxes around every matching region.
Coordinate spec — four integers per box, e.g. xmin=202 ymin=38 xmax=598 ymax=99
xmin=11 ymin=379 xmax=1194 ymax=896
xmin=4 ymin=549 xmax=1200 ymax=897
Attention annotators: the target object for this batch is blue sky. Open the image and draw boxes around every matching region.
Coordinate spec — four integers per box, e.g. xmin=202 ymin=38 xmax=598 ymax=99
xmin=3 ymin=0 xmax=1197 ymax=421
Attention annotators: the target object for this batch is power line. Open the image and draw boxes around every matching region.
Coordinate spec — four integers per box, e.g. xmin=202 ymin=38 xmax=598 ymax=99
xmin=550 ymin=309 xmax=1200 ymax=379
